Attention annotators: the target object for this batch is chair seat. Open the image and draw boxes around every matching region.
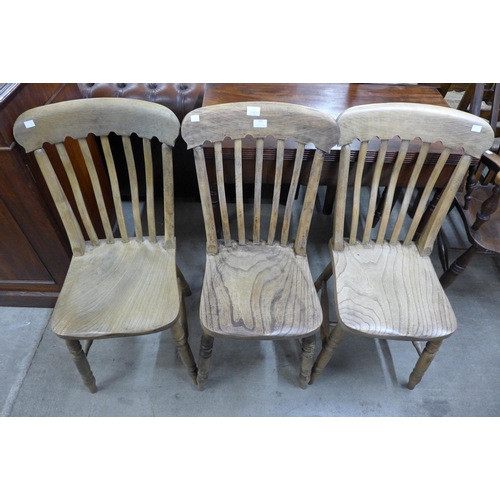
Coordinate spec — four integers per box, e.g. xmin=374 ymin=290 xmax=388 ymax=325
xmin=200 ymin=243 xmax=322 ymax=340
xmin=51 ymin=239 xmax=180 ymax=338
xmin=331 ymin=241 xmax=457 ymax=340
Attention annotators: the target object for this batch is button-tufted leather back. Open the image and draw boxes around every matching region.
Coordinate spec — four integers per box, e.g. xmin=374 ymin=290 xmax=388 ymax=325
xmin=77 ymin=83 xmax=205 ymax=122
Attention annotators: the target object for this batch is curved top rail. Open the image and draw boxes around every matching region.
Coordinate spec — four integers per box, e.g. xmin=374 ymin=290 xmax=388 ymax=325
xmin=181 ymin=101 xmax=340 ymax=152
xmin=13 ymin=97 xmax=180 ymax=152
xmin=337 ymin=102 xmax=494 ymax=158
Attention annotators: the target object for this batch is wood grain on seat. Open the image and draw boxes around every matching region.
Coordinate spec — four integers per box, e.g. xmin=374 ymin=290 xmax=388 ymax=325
xmin=201 ymin=243 xmax=321 ymax=339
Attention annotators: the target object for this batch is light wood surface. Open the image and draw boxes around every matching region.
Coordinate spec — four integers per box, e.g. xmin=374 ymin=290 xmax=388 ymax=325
xmin=332 ymin=241 xmax=457 ymax=339
xmin=51 ymin=239 xmax=180 ymax=337
xmin=13 ymin=98 xmax=197 ymax=392
xmin=312 ymin=102 xmax=495 ymax=390
xmin=182 ymin=101 xmax=340 ymax=389
xmin=13 ymin=97 xmax=180 ymax=153
xmin=200 ymin=243 xmax=322 ymax=339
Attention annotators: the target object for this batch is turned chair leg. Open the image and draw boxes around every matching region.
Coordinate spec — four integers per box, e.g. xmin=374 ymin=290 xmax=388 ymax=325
xmin=178 ymin=292 xmax=190 ymax=340
xmin=320 ymin=279 xmax=330 ymax=346
xmin=176 ymin=266 xmax=192 ymax=297
xmin=314 ymin=262 xmax=333 ymax=292
xmin=407 ymin=339 xmax=443 ymax=390
xmin=170 ymin=319 xmax=198 ymax=386
xmin=309 ymin=323 xmax=345 ymax=384
xmin=65 ymin=339 xmax=97 ymax=393
xmin=197 ymin=331 xmax=214 ymax=391
xmin=439 ymin=245 xmax=477 ymax=290
xmin=298 ymin=334 xmax=316 ymax=389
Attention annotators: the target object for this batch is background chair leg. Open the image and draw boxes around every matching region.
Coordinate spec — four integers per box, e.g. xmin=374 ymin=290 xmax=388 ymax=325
xmin=298 ymin=334 xmax=316 ymax=389
xmin=197 ymin=331 xmax=214 ymax=391
xmin=320 ymin=279 xmax=330 ymax=346
xmin=309 ymin=323 xmax=344 ymax=384
xmin=65 ymin=339 xmax=97 ymax=393
xmin=178 ymin=293 xmax=190 ymax=340
xmin=170 ymin=320 xmax=198 ymax=385
xmin=439 ymin=246 xmax=477 ymax=289
xmin=176 ymin=266 xmax=192 ymax=297
xmin=314 ymin=262 xmax=333 ymax=291
xmin=436 ymin=230 xmax=449 ymax=272
xmin=407 ymin=339 xmax=443 ymax=390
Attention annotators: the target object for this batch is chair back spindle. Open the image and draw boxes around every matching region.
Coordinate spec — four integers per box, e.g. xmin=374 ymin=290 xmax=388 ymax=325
xmin=333 ymin=103 xmax=494 ymax=256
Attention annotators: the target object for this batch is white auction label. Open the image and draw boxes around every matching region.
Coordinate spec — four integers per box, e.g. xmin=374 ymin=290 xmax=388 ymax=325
xmin=253 ymin=119 xmax=267 ymax=128
xmin=471 ymin=125 xmax=482 ymax=133
xmin=191 ymin=115 xmax=200 ymax=122
xmin=24 ymin=120 xmax=36 ymax=128
xmin=247 ymin=106 xmax=261 ymax=116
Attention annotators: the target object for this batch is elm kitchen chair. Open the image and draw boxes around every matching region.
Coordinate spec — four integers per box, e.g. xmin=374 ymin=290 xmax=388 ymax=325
xmin=181 ymin=102 xmax=340 ymax=390
xmin=13 ymin=98 xmax=197 ymax=392
xmin=311 ymin=103 xmax=494 ymax=389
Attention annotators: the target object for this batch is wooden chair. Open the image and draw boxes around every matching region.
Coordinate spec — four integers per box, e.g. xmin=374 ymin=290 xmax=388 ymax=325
xmin=437 ymin=83 xmax=500 ymax=286
xmin=13 ymin=98 xmax=197 ymax=392
xmin=311 ymin=103 xmax=494 ymax=389
xmin=181 ymin=102 xmax=340 ymax=390
xmin=439 ymin=150 xmax=500 ymax=288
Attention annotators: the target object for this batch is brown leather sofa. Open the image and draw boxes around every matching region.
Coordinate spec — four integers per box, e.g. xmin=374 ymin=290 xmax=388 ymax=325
xmin=77 ymin=83 xmax=205 ymax=199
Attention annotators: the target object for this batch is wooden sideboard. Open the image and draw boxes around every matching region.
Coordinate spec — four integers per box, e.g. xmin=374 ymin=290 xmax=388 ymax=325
xmin=0 ymin=83 xmax=83 ymax=307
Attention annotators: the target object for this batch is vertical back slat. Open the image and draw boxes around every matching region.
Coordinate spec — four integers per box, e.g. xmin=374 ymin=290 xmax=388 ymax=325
xmin=375 ymin=140 xmax=410 ymax=243
xmin=122 ymin=136 xmax=143 ymax=240
xmin=101 ymin=136 xmax=129 ymax=242
xmin=268 ymin=139 xmax=285 ymax=244
xmin=389 ymin=143 xmax=430 ymax=244
xmin=143 ymin=138 xmax=156 ymax=242
xmin=214 ymin=142 xmax=231 ymax=245
xmin=295 ymin=150 xmax=325 ymax=255
xmin=417 ymin=154 xmax=472 ymax=256
xmin=362 ymin=140 xmax=388 ymax=243
xmin=55 ymin=142 xmax=99 ymax=245
xmin=403 ymin=147 xmax=451 ymax=245
xmin=78 ymin=138 xmax=114 ymax=243
xmin=281 ymin=143 xmax=305 ymax=245
xmin=234 ymin=139 xmax=245 ymax=244
xmin=34 ymin=149 xmax=86 ymax=255
xmin=253 ymin=138 xmax=264 ymax=243
xmin=334 ymin=145 xmax=351 ymax=250
xmin=350 ymin=141 xmax=368 ymax=244
xmin=162 ymin=143 xmax=175 ymax=245
xmin=193 ymin=146 xmax=218 ymax=254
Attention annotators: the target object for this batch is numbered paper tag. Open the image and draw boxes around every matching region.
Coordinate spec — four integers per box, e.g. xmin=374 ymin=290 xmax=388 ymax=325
xmin=247 ymin=106 xmax=261 ymax=116
xmin=253 ymin=119 xmax=267 ymax=128
xmin=24 ymin=120 xmax=36 ymax=128
xmin=191 ymin=115 xmax=200 ymax=122
xmin=471 ymin=125 xmax=482 ymax=133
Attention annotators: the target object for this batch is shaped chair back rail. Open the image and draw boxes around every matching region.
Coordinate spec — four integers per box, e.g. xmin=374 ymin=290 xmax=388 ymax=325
xmin=182 ymin=101 xmax=340 ymax=389
xmin=14 ymin=98 xmax=197 ymax=392
xmin=311 ymin=102 xmax=494 ymax=389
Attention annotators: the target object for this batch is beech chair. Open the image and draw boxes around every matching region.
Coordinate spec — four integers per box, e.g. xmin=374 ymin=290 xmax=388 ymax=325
xmin=311 ymin=103 xmax=494 ymax=389
xmin=13 ymin=98 xmax=197 ymax=392
xmin=181 ymin=102 xmax=340 ymax=390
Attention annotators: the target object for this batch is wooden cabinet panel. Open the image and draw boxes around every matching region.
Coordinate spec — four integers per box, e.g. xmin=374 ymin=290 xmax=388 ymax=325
xmin=0 ymin=83 xmax=83 ymax=307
